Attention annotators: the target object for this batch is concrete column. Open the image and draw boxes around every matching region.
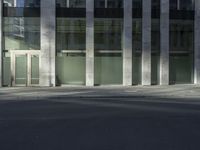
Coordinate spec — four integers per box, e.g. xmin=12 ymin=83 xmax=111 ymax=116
xmin=142 ymin=0 xmax=151 ymax=85
xmin=86 ymin=0 xmax=94 ymax=86
xmin=194 ymin=0 xmax=200 ymax=84
xmin=0 ymin=0 xmax=2 ymax=87
xmin=40 ymin=0 xmax=56 ymax=86
xmin=123 ymin=0 xmax=132 ymax=86
xmin=160 ymin=0 xmax=169 ymax=85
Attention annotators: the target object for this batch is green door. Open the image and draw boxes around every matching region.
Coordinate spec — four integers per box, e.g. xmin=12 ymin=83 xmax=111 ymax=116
xmin=12 ymin=52 xmax=40 ymax=86
xmin=15 ymin=54 xmax=27 ymax=86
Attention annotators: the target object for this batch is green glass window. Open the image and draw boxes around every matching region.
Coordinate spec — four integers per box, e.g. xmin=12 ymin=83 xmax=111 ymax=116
xmin=56 ymin=18 xmax=86 ymax=51
xmin=3 ymin=52 xmax=11 ymax=86
xmin=95 ymin=0 xmax=123 ymax=8
xmin=169 ymin=20 xmax=194 ymax=84
xmin=56 ymin=53 xmax=86 ymax=85
xmin=169 ymin=0 xmax=194 ymax=84
xmin=3 ymin=17 xmax=40 ymax=50
xmin=94 ymin=19 xmax=122 ymax=50
xmin=57 ymin=0 xmax=86 ymax=8
xmin=56 ymin=18 xmax=86 ymax=85
xmin=94 ymin=18 xmax=123 ymax=85
xmin=132 ymin=19 xmax=142 ymax=85
xmin=3 ymin=0 xmax=40 ymax=7
xmin=170 ymin=0 xmax=194 ymax=10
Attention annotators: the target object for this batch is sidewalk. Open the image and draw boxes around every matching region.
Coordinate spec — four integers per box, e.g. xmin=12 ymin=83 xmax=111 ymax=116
xmin=0 ymin=84 xmax=200 ymax=100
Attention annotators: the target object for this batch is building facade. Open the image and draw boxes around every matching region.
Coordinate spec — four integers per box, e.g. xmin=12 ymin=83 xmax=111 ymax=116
xmin=0 ymin=0 xmax=199 ymax=87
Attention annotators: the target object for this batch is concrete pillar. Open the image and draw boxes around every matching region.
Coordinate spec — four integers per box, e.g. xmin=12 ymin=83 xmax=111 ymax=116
xmin=40 ymin=0 xmax=56 ymax=86
xmin=142 ymin=0 xmax=151 ymax=85
xmin=123 ymin=0 xmax=132 ymax=86
xmin=195 ymin=0 xmax=200 ymax=84
xmin=86 ymin=0 xmax=94 ymax=86
xmin=160 ymin=0 xmax=169 ymax=85
xmin=0 ymin=0 xmax=2 ymax=87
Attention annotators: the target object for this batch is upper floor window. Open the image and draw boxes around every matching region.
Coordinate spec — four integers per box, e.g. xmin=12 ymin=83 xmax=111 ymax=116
xmin=56 ymin=0 xmax=86 ymax=8
xmin=170 ymin=0 xmax=194 ymax=10
xmin=95 ymin=0 xmax=123 ymax=8
xmin=3 ymin=0 xmax=40 ymax=7
xmin=132 ymin=0 xmax=142 ymax=9
xmin=152 ymin=0 xmax=160 ymax=10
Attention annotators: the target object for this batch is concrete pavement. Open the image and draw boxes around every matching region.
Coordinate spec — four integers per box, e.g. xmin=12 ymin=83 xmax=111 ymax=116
xmin=0 ymin=85 xmax=200 ymax=150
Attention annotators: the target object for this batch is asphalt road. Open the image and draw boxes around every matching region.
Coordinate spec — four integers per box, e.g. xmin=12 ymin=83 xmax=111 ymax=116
xmin=0 ymin=86 xmax=200 ymax=150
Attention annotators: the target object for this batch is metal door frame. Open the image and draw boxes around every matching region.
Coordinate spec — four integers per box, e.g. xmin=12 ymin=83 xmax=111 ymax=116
xmin=10 ymin=50 xmax=40 ymax=87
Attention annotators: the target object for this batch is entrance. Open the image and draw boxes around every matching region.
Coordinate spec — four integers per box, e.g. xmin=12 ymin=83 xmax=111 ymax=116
xmin=10 ymin=51 xmax=40 ymax=86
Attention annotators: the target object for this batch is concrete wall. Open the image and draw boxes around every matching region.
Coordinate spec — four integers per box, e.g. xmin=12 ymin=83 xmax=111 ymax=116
xmin=195 ymin=0 xmax=200 ymax=84
xmin=160 ymin=0 xmax=169 ymax=85
xmin=123 ymin=0 xmax=132 ymax=86
xmin=142 ymin=0 xmax=151 ymax=85
xmin=86 ymin=0 xmax=94 ymax=86
xmin=40 ymin=0 xmax=56 ymax=86
xmin=0 ymin=1 xmax=198 ymax=87
xmin=0 ymin=0 xmax=2 ymax=87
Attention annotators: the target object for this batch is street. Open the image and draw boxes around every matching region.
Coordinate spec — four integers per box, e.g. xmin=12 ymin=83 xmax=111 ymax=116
xmin=0 ymin=85 xmax=200 ymax=150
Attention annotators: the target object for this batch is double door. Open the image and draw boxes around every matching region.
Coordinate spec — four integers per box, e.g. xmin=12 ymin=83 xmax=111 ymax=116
xmin=11 ymin=51 xmax=40 ymax=86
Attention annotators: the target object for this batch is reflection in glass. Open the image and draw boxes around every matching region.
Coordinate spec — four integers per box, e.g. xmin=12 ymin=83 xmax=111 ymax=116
xmin=152 ymin=0 xmax=160 ymax=10
xmin=95 ymin=0 xmax=123 ymax=8
xmin=57 ymin=18 xmax=86 ymax=51
xmin=170 ymin=0 xmax=194 ymax=10
xmin=169 ymin=18 xmax=194 ymax=84
xmin=95 ymin=53 xmax=122 ymax=85
xmin=94 ymin=19 xmax=122 ymax=50
xmin=56 ymin=18 xmax=86 ymax=85
xmin=170 ymin=54 xmax=193 ymax=84
xmin=3 ymin=53 xmax=11 ymax=86
xmin=151 ymin=19 xmax=160 ymax=85
xmin=56 ymin=0 xmax=86 ymax=8
xmin=56 ymin=53 xmax=86 ymax=85
xmin=133 ymin=0 xmax=142 ymax=9
xmin=3 ymin=17 xmax=40 ymax=50
xmin=170 ymin=21 xmax=194 ymax=52
xmin=132 ymin=19 xmax=142 ymax=85
xmin=31 ymin=55 xmax=39 ymax=84
xmin=3 ymin=0 xmax=40 ymax=7
xmin=15 ymin=54 xmax=27 ymax=85
xmin=94 ymin=18 xmax=123 ymax=85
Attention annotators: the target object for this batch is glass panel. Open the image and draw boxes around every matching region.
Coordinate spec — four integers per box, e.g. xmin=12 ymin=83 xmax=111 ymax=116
xmin=152 ymin=0 xmax=160 ymax=10
xmin=56 ymin=0 xmax=86 ymax=8
xmin=15 ymin=54 xmax=27 ymax=85
xmin=3 ymin=0 xmax=40 ymax=7
xmin=107 ymin=0 xmax=123 ymax=8
xmin=170 ymin=21 xmax=194 ymax=52
xmin=3 ymin=17 xmax=40 ymax=50
xmin=133 ymin=19 xmax=142 ymax=52
xmin=94 ymin=19 xmax=123 ymax=50
xmin=133 ymin=0 xmax=142 ymax=9
xmin=95 ymin=0 xmax=105 ymax=8
xmin=132 ymin=19 xmax=142 ymax=85
xmin=151 ymin=18 xmax=160 ymax=85
xmin=3 ymin=53 xmax=11 ymax=86
xmin=95 ymin=54 xmax=122 ymax=85
xmin=132 ymin=54 xmax=141 ymax=85
xmin=169 ymin=1 xmax=194 ymax=84
xmin=94 ymin=18 xmax=123 ymax=85
xmin=69 ymin=0 xmax=85 ymax=8
xmin=56 ymin=53 xmax=86 ymax=85
xmin=95 ymin=0 xmax=123 ymax=8
xmin=170 ymin=54 xmax=193 ymax=84
xmin=31 ymin=55 xmax=39 ymax=84
xmin=56 ymin=18 xmax=86 ymax=51
xmin=56 ymin=17 xmax=86 ymax=85
xmin=151 ymin=55 xmax=159 ymax=85
xmin=170 ymin=0 xmax=194 ymax=10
